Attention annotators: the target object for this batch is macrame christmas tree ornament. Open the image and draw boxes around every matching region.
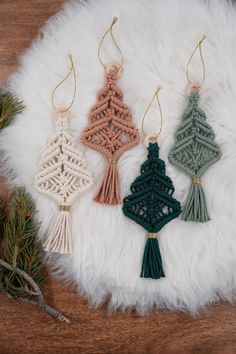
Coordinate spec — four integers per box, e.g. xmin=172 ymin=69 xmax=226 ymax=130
xmin=81 ymin=17 xmax=139 ymax=205
xmin=168 ymin=36 xmax=221 ymax=222
xmin=123 ymin=88 xmax=181 ymax=279
xmin=35 ymin=56 xmax=93 ymax=254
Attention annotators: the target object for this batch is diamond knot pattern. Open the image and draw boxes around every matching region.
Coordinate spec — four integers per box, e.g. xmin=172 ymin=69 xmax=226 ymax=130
xmin=81 ymin=67 xmax=139 ymax=160
xmin=35 ymin=114 xmax=93 ymax=206
xmin=123 ymin=143 xmax=181 ymax=233
xmin=168 ymin=91 xmax=221 ymax=178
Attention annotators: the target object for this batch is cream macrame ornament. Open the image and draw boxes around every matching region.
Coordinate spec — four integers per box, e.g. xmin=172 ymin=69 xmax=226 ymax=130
xmin=34 ymin=55 xmax=93 ymax=254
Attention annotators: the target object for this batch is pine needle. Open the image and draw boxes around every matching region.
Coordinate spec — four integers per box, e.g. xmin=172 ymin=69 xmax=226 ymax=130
xmin=0 ymin=188 xmax=45 ymax=298
xmin=0 ymin=90 xmax=24 ymax=129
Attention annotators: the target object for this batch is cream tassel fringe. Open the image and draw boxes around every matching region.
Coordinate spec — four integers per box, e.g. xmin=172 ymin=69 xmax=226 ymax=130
xmin=43 ymin=206 xmax=72 ymax=254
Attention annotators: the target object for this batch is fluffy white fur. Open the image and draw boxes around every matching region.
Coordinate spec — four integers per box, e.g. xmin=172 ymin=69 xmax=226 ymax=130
xmin=1 ymin=0 xmax=236 ymax=314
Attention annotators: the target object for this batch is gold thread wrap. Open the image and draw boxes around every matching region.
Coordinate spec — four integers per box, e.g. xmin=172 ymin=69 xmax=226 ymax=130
xmin=107 ymin=156 xmax=118 ymax=165
xmin=59 ymin=205 xmax=71 ymax=212
xmin=192 ymin=177 xmax=201 ymax=185
xmin=148 ymin=233 xmax=158 ymax=239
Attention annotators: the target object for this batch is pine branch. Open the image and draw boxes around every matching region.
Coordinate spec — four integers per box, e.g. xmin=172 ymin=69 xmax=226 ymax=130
xmin=0 ymin=189 xmax=71 ymax=323
xmin=7 ymin=296 xmax=71 ymax=324
xmin=0 ymin=259 xmax=70 ymax=323
xmin=0 ymin=188 xmax=44 ymax=297
xmin=0 ymin=90 xmax=24 ymax=129
xmin=0 ymin=258 xmax=43 ymax=301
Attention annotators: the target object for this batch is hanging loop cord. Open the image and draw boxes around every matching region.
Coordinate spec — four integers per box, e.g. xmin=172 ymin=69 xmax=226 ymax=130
xmin=186 ymin=35 xmax=207 ymax=88
xmin=141 ymin=86 xmax=163 ymax=145
xmin=97 ymin=16 xmax=124 ymax=70
xmin=51 ymin=54 xmax=77 ymax=113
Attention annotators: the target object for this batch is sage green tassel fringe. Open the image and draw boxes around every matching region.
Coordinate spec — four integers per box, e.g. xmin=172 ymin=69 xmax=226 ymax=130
xmin=141 ymin=238 xmax=165 ymax=279
xmin=182 ymin=182 xmax=210 ymax=222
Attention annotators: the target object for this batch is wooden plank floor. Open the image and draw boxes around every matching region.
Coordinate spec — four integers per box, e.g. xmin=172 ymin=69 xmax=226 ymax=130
xmin=0 ymin=1 xmax=236 ymax=353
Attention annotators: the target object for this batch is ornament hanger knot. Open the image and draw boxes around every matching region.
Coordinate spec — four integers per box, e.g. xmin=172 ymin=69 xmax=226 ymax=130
xmin=54 ymin=108 xmax=71 ymax=122
xmin=105 ymin=62 xmax=123 ymax=78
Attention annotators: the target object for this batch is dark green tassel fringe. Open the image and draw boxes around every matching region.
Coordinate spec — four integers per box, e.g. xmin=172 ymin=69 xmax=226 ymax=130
xmin=141 ymin=238 xmax=165 ymax=279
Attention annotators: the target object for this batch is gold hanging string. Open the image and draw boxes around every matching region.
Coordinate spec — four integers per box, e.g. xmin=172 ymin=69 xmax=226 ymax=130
xmin=141 ymin=86 xmax=163 ymax=139
xmin=98 ymin=16 xmax=124 ymax=69
xmin=51 ymin=54 xmax=76 ymax=113
xmin=186 ymin=35 xmax=207 ymax=87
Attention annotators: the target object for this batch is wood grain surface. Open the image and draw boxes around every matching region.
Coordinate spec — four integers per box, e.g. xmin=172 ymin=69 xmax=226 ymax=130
xmin=0 ymin=1 xmax=236 ymax=353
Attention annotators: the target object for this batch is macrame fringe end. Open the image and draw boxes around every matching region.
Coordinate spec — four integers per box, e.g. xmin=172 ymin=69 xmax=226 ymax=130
xmin=182 ymin=182 xmax=210 ymax=222
xmin=94 ymin=162 xmax=121 ymax=205
xmin=43 ymin=211 xmax=72 ymax=254
xmin=141 ymin=238 xmax=165 ymax=279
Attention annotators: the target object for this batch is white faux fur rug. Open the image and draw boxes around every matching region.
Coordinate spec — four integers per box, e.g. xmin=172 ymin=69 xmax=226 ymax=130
xmin=1 ymin=0 xmax=236 ymax=314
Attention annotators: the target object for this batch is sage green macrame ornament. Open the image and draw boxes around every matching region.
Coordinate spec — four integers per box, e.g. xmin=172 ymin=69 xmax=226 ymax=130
xmin=168 ymin=90 xmax=221 ymax=222
xmin=169 ymin=35 xmax=221 ymax=222
xmin=123 ymin=142 xmax=181 ymax=279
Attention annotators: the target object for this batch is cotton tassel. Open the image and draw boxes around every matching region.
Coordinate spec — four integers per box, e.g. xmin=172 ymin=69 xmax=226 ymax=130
xmin=140 ymin=234 xmax=165 ymax=279
xmin=182 ymin=177 xmax=210 ymax=222
xmin=94 ymin=159 xmax=121 ymax=205
xmin=43 ymin=206 xmax=72 ymax=254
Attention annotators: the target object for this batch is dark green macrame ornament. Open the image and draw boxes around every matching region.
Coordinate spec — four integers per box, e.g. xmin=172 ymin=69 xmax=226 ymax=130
xmin=168 ymin=90 xmax=221 ymax=222
xmin=123 ymin=142 xmax=181 ymax=279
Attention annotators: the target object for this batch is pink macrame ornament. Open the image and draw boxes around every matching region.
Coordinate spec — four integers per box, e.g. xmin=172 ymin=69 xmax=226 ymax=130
xmin=81 ymin=65 xmax=139 ymax=205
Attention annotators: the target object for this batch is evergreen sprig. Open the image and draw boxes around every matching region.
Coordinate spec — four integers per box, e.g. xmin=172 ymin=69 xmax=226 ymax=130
xmin=0 ymin=189 xmax=70 ymax=323
xmin=0 ymin=188 xmax=44 ymax=298
xmin=0 ymin=90 xmax=24 ymax=129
